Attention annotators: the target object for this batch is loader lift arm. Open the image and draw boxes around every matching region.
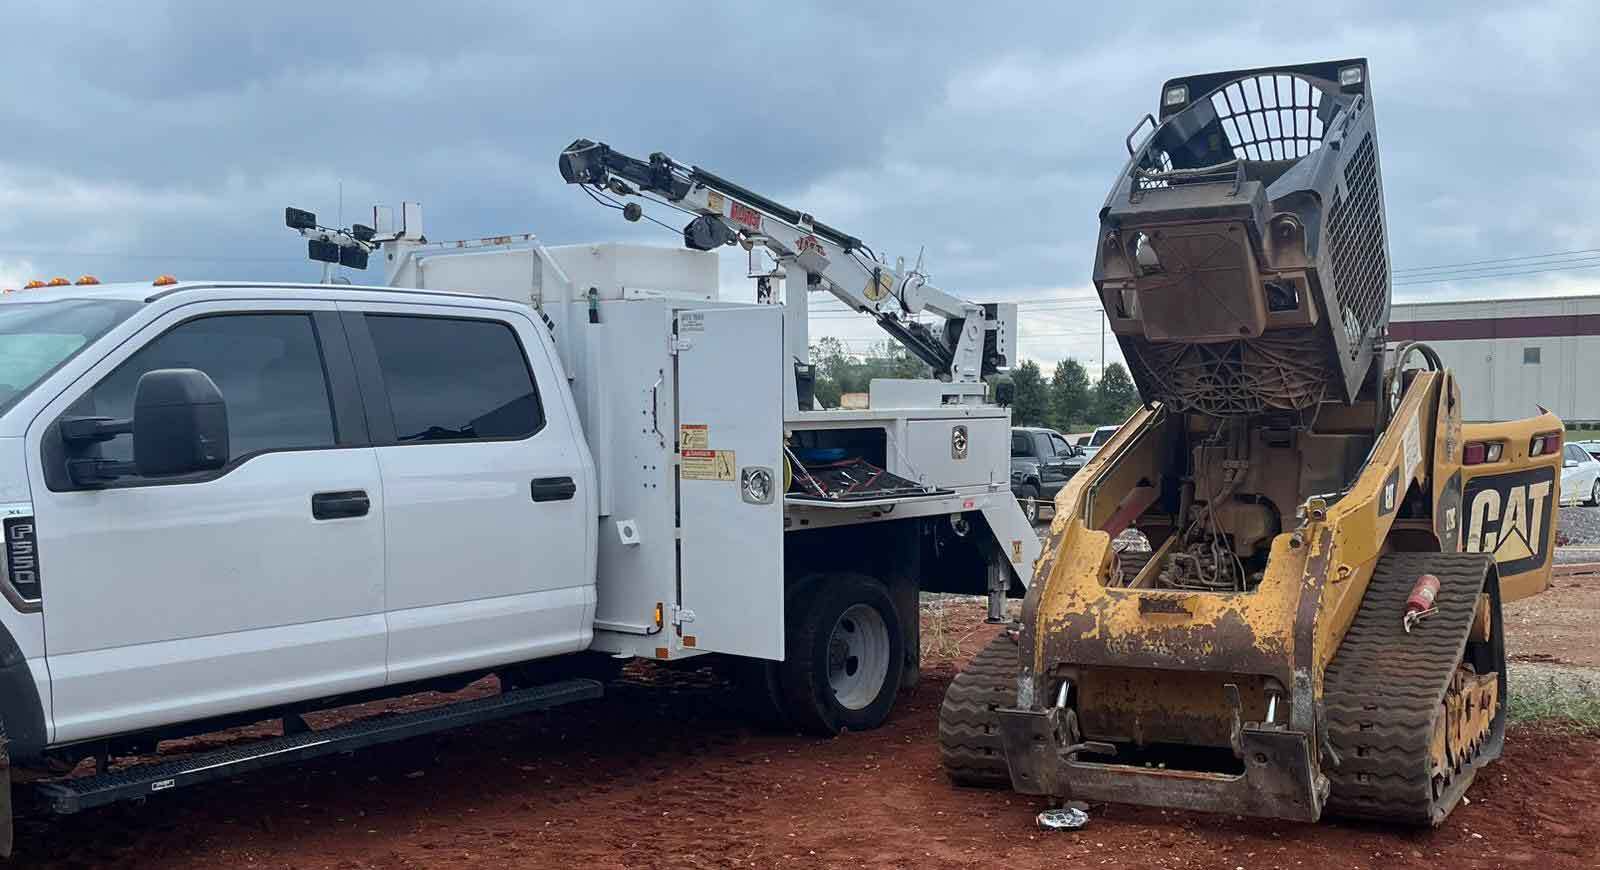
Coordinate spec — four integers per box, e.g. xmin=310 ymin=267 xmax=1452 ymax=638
xmin=558 ymin=139 xmax=1014 ymax=387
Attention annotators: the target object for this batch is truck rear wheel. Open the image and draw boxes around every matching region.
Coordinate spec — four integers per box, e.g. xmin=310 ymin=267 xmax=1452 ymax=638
xmin=781 ymin=574 xmax=904 ymax=735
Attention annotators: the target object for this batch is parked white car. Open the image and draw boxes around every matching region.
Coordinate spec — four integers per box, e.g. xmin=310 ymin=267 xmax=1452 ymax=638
xmin=1560 ymin=442 xmax=1600 ymax=506
xmin=1079 ymin=425 xmax=1121 ymax=463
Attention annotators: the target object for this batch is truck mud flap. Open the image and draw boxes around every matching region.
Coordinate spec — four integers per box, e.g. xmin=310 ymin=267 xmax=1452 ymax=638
xmin=35 ymin=678 xmax=601 ymax=815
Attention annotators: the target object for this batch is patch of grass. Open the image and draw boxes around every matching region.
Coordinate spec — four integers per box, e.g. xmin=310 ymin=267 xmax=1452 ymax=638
xmin=919 ymin=595 xmax=966 ymax=661
xmin=1508 ymin=676 xmax=1600 ymax=733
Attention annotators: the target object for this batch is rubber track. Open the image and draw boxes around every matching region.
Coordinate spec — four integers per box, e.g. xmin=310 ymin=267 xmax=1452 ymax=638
xmin=1322 ymin=551 xmax=1499 ymax=825
xmin=938 ymin=633 xmax=1018 ymax=787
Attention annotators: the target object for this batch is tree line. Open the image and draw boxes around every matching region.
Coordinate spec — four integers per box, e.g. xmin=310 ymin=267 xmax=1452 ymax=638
xmin=809 ymin=336 xmax=1141 ymax=432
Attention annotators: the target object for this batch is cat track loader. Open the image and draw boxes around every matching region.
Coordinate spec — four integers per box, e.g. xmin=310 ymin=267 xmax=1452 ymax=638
xmin=939 ymin=59 xmax=1561 ymax=824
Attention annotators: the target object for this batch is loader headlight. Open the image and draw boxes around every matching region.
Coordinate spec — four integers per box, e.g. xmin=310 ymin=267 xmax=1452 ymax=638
xmin=1163 ymin=85 xmax=1188 ymax=107
xmin=1463 ymin=440 xmax=1503 ymax=465
xmin=1529 ymin=432 xmax=1561 ymax=457
xmin=1339 ymin=65 xmax=1364 ymax=88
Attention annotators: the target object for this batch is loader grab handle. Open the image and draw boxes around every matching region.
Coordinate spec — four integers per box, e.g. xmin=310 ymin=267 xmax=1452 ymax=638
xmin=1125 ymin=114 xmax=1156 ymax=157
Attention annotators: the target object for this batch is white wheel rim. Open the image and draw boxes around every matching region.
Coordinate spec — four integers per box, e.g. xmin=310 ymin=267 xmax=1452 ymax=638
xmin=828 ymin=603 xmax=891 ymax=711
xmin=1024 ymin=496 xmax=1037 ymax=521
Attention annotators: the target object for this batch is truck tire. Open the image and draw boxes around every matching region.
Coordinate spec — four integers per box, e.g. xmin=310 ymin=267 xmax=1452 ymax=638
xmin=938 ymin=632 xmax=1017 ymax=787
xmin=1018 ymin=484 xmax=1041 ymax=524
xmin=781 ymin=574 xmax=905 ymax=735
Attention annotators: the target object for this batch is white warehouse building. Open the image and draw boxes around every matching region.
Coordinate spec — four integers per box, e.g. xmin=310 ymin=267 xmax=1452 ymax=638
xmin=1389 ymin=294 xmax=1600 ymax=425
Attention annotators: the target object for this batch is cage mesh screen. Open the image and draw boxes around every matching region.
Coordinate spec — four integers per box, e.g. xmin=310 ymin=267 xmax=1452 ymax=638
xmin=1208 ymin=74 xmax=1327 ymax=161
xmin=1325 ymin=132 xmax=1387 ymax=357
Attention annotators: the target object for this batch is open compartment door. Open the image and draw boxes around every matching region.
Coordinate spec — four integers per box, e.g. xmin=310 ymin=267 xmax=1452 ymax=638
xmin=675 ymin=306 xmax=785 ymax=659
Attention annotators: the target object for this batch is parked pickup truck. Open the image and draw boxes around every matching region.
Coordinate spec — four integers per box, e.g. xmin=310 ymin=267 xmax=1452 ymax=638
xmin=0 ymin=212 xmax=1037 ymax=855
xmin=1009 ymin=426 xmax=1084 ymax=522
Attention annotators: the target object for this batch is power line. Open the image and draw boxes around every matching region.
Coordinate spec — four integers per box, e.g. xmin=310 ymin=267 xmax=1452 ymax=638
xmin=1390 ymin=254 xmax=1600 ymax=282
xmin=1394 ymin=260 xmax=1600 ymax=287
xmin=1392 ymin=247 xmax=1600 ymax=275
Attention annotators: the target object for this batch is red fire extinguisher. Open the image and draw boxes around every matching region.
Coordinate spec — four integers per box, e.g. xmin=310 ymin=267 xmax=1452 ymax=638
xmin=1403 ymin=573 xmax=1440 ymax=633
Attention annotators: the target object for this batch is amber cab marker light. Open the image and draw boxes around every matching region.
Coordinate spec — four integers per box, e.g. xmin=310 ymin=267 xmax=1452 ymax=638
xmin=152 ymin=275 xmax=179 ymax=287
xmin=46 ymin=277 xmax=71 ymax=287
xmin=22 ymin=280 xmax=45 ymax=290
xmin=74 ymin=275 xmax=100 ymax=286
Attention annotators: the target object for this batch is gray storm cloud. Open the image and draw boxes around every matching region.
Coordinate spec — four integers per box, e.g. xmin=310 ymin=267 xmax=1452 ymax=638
xmin=2 ymin=0 xmax=1596 ymax=369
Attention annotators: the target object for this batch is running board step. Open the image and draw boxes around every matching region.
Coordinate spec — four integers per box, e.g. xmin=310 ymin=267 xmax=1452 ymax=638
xmin=36 ymin=678 xmax=602 ymax=815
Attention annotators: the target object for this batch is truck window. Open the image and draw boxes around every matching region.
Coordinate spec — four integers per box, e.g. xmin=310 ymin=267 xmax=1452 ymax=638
xmin=1012 ymin=432 xmax=1033 ymax=457
xmin=1048 ymin=434 xmax=1073 ymax=456
xmin=0 ymin=298 xmax=140 ymax=415
xmin=71 ymin=313 xmax=336 ymax=465
xmin=365 ymin=315 xmax=544 ymax=442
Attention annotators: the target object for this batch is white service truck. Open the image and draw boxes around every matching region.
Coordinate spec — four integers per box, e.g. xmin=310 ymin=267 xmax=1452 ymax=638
xmin=0 ymin=142 xmax=1037 ymax=855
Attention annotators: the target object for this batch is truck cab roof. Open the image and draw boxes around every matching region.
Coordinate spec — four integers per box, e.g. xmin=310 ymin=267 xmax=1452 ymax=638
xmin=3 ymin=281 xmax=515 ymax=308
xmin=0 ymin=281 xmax=504 ymax=307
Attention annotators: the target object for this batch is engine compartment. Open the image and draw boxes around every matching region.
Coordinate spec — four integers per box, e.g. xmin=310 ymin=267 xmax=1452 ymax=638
xmin=1098 ymin=403 xmax=1376 ymax=593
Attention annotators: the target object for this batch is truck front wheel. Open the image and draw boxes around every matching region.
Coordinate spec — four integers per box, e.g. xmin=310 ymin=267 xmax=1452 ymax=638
xmin=781 ymin=574 xmax=905 ymax=735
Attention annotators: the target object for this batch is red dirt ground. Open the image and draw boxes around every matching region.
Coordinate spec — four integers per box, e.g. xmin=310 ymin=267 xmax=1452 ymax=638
xmin=12 ymin=610 xmax=1597 ymax=869
xmin=1505 ymin=563 xmax=1600 ymax=667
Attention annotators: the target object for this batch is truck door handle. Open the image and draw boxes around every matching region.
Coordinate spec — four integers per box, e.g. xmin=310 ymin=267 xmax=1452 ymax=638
xmin=531 ymin=476 xmax=577 ymax=502
xmin=312 ymin=490 xmax=370 ymax=520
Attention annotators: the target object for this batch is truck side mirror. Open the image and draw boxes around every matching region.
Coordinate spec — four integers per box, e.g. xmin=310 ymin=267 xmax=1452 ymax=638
xmin=132 ymin=368 xmax=230 ymax=476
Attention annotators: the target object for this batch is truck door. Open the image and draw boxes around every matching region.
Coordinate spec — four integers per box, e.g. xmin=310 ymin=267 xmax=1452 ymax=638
xmin=342 ymin=304 xmax=596 ymax=684
xmin=1458 ymin=414 xmax=1564 ymax=602
xmin=674 ymin=306 xmax=784 ymax=659
xmin=28 ymin=303 xmax=388 ymax=743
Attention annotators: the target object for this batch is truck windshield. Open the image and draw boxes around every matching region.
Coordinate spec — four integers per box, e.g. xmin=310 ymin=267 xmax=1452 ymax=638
xmin=0 ymin=298 xmax=140 ymax=414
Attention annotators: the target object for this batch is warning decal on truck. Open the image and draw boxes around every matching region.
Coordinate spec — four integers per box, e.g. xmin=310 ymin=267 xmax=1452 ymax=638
xmin=679 ymin=424 xmax=709 ymax=450
xmin=681 ymin=449 xmax=735 ymax=481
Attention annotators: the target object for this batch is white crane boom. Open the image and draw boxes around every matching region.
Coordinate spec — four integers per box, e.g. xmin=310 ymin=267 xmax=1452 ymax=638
xmin=558 ymin=139 xmax=1015 ymax=395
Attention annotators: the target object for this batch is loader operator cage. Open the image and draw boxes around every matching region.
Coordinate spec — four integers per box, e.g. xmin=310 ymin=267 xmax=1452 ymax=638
xmin=1096 ymin=59 xmax=1389 ymax=417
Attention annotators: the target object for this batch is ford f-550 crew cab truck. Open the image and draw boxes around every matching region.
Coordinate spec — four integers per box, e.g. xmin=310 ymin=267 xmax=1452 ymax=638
xmin=0 ymin=180 xmax=1036 ymax=855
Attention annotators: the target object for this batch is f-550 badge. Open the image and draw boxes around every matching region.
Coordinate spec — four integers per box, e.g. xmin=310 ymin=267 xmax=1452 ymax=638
xmin=1461 ymin=466 xmax=1555 ymax=575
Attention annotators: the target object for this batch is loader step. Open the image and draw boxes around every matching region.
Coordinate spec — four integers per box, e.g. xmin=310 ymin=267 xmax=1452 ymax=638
xmin=1323 ymin=552 xmax=1504 ymax=825
xmin=35 ymin=678 xmax=603 ymax=815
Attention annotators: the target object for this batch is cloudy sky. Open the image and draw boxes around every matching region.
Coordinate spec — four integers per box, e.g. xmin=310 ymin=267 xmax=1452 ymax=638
xmin=2 ymin=1 xmax=1597 ymax=374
